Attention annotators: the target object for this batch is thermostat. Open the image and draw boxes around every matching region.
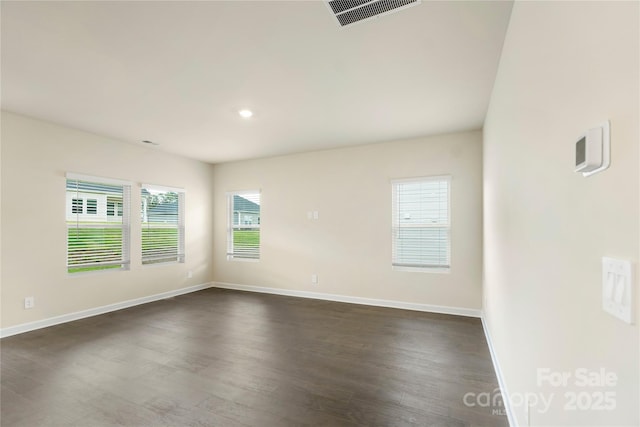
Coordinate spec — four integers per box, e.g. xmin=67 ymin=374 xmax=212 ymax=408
xmin=575 ymin=121 xmax=610 ymax=177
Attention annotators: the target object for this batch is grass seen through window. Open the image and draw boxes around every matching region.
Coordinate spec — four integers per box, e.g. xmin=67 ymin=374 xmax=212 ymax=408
xmin=233 ymin=230 xmax=259 ymax=258
xmin=67 ymin=226 xmax=123 ymax=273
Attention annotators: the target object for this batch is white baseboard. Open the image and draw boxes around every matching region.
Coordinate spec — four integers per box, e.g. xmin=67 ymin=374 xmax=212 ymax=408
xmin=212 ymin=281 xmax=482 ymax=318
xmin=0 ymin=283 xmax=213 ymax=338
xmin=481 ymin=316 xmax=517 ymax=427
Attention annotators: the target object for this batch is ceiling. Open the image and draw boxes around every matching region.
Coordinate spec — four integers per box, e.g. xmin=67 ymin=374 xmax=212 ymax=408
xmin=1 ymin=1 xmax=512 ymax=164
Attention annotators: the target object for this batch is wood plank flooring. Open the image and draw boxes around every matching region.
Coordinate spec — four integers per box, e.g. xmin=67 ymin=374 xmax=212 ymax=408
xmin=1 ymin=288 xmax=508 ymax=426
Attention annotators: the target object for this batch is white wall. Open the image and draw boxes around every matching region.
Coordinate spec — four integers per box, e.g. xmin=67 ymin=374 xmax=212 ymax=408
xmin=1 ymin=111 xmax=215 ymax=329
xmin=483 ymin=2 xmax=639 ymax=426
xmin=212 ymin=131 xmax=483 ymax=311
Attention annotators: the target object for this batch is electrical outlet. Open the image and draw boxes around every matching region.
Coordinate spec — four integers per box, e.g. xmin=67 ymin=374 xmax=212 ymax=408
xmin=24 ymin=296 xmax=35 ymax=309
xmin=188 ymin=271 xmax=193 ymax=279
xmin=311 ymin=274 xmax=318 ymax=284
xmin=602 ymin=257 xmax=633 ymax=324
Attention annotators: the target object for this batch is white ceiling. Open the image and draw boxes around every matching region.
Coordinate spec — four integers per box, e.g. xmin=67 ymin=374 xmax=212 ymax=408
xmin=1 ymin=1 xmax=512 ymax=164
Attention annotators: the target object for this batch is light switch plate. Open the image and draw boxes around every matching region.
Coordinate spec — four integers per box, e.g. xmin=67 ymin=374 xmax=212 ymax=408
xmin=602 ymin=257 xmax=633 ymax=324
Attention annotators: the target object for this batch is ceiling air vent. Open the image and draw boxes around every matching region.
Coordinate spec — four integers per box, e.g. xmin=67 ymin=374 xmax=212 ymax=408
xmin=326 ymin=0 xmax=420 ymax=27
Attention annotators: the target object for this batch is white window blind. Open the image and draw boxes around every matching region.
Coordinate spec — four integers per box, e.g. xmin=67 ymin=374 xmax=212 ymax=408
xmin=66 ymin=174 xmax=131 ymax=273
xmin=392 ymin=176 xmax=450 ymax=271
xmin=141 ymin=185 xmax=185 ymax=265
xmin=227 ymin=191 xmax=261 ymax=260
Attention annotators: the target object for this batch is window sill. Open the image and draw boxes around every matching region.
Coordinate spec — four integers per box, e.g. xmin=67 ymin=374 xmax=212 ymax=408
xmin=67 ymin=266 xmax=129 ymax=277
xmin=142 ymin=260 xmax=185 ymax=267
xmin=227 ymin=256 xmax=260 ymax=263
xmin=392 ymin=265 xmax=450 ymax=274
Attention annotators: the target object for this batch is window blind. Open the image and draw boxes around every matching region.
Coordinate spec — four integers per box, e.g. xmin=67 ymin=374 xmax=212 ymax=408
xmin=392 ymin=176 xmax=450 ymax=270
xmin=227 ymin=191 xmax=261 ymax=260
xmin=66 ymin=174 xmax=131 ymax=273
xmin=141 ymin=185 xmax=185 ymax=265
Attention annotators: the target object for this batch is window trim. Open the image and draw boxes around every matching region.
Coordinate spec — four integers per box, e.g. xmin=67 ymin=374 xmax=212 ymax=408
xmin=391 ymin=175 xmax=451 ymax=273
xmin=66 ymin=172 xmax=131 ymax=187
xmin=226 ymin=190 xmax=261 ymax=261
xmin=141 ymin=183 xmax=185 ymax=194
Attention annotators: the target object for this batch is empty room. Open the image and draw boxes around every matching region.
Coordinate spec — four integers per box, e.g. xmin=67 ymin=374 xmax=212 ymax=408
xmin=1 ymin=1 xmax=638 ymax=426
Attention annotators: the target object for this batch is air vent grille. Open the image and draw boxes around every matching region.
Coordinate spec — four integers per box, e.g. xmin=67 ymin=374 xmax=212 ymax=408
xmin=328 ymin=0 xmax=373 ymax=14
xmin=326 ymin=0 xmax=420 ymax=27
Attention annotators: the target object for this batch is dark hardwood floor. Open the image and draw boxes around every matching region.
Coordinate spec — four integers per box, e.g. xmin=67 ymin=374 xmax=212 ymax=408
xmin=1 ymin=288 xmax=507 ymax=426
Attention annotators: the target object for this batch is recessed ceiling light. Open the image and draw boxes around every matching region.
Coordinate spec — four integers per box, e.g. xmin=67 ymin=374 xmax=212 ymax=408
xmin=238 ymin=109 xmax=253 ymax=119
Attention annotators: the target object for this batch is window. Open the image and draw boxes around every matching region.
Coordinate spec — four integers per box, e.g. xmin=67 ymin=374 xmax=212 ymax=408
xmin=107 ymin=199 xmax=122 ymax=217
xmin=66 ymin=173 xmax=131 ymax=273
xmin=391 ymin=176 xmax=450 ymax=272
xmin=141 ymin=185 xmax=185 ymax=265
xmin=227 ymin=191 xmax=261 ymax=260
xmin=72 ymin=198 xmax=83 ymax=214
xmin=86 ymin=199 xmax=97 ymax=214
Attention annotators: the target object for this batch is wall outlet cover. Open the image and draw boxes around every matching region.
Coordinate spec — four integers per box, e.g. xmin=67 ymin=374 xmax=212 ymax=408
xmin=602 ymin=257 xmax=633 ymax=324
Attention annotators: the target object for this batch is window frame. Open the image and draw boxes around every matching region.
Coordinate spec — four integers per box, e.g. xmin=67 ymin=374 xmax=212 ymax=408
xmin=140 ymin=183 xmax=186 ymax=266
xmin=227 ymin=190 xmax=261 ymax=262
xmin=391 ymin=175 xmax=451 ymax=273
xmin=66 ymin=173 xmax=132 ymax=274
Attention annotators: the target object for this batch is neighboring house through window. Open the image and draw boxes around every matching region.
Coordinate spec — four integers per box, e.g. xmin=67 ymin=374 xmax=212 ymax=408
xmin=391 ymin=176 xmax=451 ymax=272
xmin=227 ymin=191 xmax=261 ymax=260
xmin=66 ymin=173 xmax=131 ymax=273
xmin=141 ymin=184 xmax=185 ymax=265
